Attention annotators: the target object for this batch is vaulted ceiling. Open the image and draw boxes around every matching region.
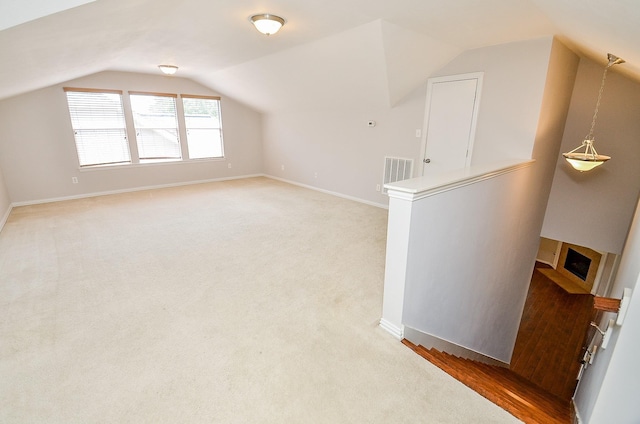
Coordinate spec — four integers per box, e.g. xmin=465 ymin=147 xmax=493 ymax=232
xmin=1 ymin=0 xmax=639 ymax=111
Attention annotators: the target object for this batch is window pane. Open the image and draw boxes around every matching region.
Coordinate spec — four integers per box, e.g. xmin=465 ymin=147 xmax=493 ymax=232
xmin=130 ymin=94 xmax=181 ymax=161
xmin=186 ymin=129 xmax=223 ymax=159
xmin=182 ymin=97 xmax=224 ymax=159
xmin=74 ymin=129 xmax=130 ymax=166
xmin=65 ymin=91 xmax=131 ymax=167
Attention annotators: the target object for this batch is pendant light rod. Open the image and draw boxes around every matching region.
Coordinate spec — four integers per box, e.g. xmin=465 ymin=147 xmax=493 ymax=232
xmin=585 ymin=54 xmax=624 ymax=142
xmin=562 ymin=52 xmax=625 ymax=172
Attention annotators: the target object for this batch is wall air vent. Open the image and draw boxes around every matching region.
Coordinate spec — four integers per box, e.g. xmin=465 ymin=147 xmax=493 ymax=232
xmin=383 ymin=157 xmax=413 ymax=194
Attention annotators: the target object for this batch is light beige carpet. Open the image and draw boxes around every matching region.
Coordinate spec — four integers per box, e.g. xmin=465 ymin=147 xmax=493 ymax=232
xmin=0 ymin=177 xmax=521 ymax=423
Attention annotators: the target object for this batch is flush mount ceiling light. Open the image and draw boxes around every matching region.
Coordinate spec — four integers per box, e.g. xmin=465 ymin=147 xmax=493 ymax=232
xmin=158 ymin=65 xmax=178 ymax=75
xmin=562 ymin=53 xmax=625 ymax=172
xmin=250 ymin=14 xmax=285 ymax=36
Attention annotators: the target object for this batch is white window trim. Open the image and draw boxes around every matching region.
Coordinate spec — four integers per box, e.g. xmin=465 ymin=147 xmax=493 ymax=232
xmin=64 ymin=87 xmax=225 ymax=170
xmin=181 ymin=94 xmax=224 ymax=160
xmin=77 ymin=156 xmax=226 ymax=172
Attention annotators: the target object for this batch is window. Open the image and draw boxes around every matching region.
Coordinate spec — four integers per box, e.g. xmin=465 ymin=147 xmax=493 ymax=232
xmin=182 ymin=95 xmax=224 ymax=159
xmin=64 ymin=87 xmax=226 ymax=168
xmin=64 ymin=88 xmax=131 ymax=167
xmin=129 ymin=92 xmax=181 ymax=162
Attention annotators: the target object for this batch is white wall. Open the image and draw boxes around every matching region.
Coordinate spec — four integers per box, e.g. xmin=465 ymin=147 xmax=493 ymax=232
xmin=263 ymin=96 xmax=426 ymax=206
xmin=574 ymin=197 xmax=640 ymax=423
xmin=542 ymin=57 xmax=640 ymax=422
xmin=588 ymin=270 xmax=640 ymax=424
xmin=203 ymin=20 xmax=462 ymax=206
xmin=260 ymin=21 xmax=433 ymax=206
xmin=0 ymin=71 xmax=263 ymax=204
xmin=541 ymin=58 xmax=640 ymax=254
xmin=380 ymin=20 xmax=460 ymax=107
xmin=433 ymin=38 xmax=553 ymax=165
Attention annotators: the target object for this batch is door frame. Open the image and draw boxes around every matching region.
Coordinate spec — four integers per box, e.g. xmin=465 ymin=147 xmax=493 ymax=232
xmin=420 ymin=72 xmax=484 ymax=175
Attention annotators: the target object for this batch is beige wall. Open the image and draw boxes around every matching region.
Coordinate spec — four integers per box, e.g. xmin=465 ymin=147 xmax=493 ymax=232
xmin=541 ymin=57 xmax=640 ymax=254
xmin=0 ymin=71 xmax=263 ymax=204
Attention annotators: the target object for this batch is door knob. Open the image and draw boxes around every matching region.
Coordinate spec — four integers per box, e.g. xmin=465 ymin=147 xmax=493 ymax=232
xmin=423 ymin=158 xmax=431 ymax=164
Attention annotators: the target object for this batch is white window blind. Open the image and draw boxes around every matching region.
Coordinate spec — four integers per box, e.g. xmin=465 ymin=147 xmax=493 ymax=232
xmin=65 ymin=88 xmax=131 ymax=167
xmin=182 ymin=95 xmax=224 ymax=159
xmin=129 ymin=92 xmax=181 ymax=162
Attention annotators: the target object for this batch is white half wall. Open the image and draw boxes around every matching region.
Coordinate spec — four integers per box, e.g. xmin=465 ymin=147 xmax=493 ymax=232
xmin=401 ymin=165 xmax=538 ymax=361
xmin=382 ymin=38 xmax=579 ymax=362
xmin=0 ymin=71 xmax=263 ymax=204
xmin=541 ymin=57 xmax=640 ymax=254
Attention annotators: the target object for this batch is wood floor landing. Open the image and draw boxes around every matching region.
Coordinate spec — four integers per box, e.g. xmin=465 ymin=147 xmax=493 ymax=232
xmin=402 ymin=340 xmax=572 ymax=424
xmin=510 ymin=267 xmax=594 ymax=400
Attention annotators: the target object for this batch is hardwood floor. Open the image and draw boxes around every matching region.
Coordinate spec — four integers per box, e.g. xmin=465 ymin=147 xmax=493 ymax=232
xmin=511 ymin=266 xmax=595 ymax=400
xmin=402 ymin=340 xmax=572 ymax=424
xmin=403 ymin=265 xmax=597 ymax=423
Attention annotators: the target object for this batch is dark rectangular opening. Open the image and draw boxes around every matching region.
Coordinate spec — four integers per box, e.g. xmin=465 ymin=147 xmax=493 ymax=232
xmin=564 ymin=248 xmax=591 ymax=281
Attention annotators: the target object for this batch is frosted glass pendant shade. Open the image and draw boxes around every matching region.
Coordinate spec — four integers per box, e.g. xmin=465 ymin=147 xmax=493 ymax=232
xmin=562 ymin=139 xmax=610 ymax=172
xmin=564 ymin=154 xmax=610 ymax=172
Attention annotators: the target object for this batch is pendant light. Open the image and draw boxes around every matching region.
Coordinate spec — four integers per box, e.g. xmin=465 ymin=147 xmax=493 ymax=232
xmin=562 ymin=53 xmax=625 ymax=172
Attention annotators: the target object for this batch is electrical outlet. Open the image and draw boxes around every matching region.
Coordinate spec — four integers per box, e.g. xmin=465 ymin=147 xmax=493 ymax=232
xmin=227 ymin=163 xmax=232 ymax=169
xmin=376 ymin=184 xmax=381 ymax=192
xmin=72 ymin=177 xmax=78 ymax=184
xmin=314 ymin=172 xmax=318 ymax=179
xmin=281 ymin=165 xmax=285 ymax=171
xmin=416 ymin=129 xmax=422 ymax=138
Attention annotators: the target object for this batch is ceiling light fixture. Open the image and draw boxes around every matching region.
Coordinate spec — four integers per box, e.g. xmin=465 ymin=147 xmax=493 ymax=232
xmin=250 ymin=14 xmax=285 ymax=36
xmin=158 ymin=65 xmax=178 ymax=75
xmin=562 ymin=53 xmax=625 ymax=172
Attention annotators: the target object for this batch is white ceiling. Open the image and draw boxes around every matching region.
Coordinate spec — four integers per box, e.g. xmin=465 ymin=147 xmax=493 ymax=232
xmin=0 ymin=0 xmax=96 ymax=31
xmin=1 ymin=0 xmax=639 ymax=108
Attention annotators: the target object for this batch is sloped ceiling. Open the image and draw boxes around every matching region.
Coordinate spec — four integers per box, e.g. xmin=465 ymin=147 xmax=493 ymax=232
xmin=1 ymin=0 xmax=639 ymax=111
xmin=0 ymin=0 xmax=96 ymax=31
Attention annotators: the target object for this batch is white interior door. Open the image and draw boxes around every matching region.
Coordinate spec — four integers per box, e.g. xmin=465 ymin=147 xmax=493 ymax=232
xmin=421 ymin=73 xmax=482 ymax=176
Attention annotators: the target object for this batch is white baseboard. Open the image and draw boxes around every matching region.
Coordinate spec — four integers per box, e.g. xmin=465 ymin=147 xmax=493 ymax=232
xmin=4 ymin=173 xmax=386 ymax=230
xmin=572 ymin=400 xmax=582 ymax=424
xmin=265 ymin=175 xmax=389 ymax=210
xmin=379 ymin=319 xmax=404 ymax=340
xmin=10 ymin=174 xmax=264 ymax=207
xmin=403 ymin=326 xmax=509 ymax=367
xmin=0 ymin=203 xmax=12 ymax=234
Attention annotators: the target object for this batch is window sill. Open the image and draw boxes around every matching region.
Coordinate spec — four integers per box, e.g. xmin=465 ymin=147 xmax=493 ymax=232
xmin=78 ymin=157 xmax=226 ymax=172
